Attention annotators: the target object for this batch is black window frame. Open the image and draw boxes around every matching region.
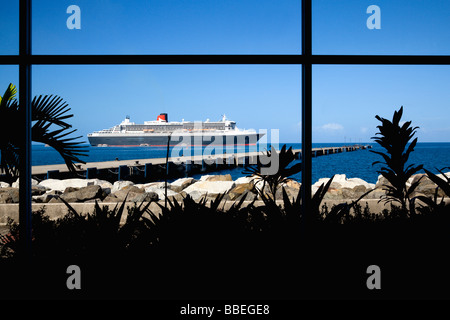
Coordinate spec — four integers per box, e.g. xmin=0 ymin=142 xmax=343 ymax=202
xmin=2 ymin=0 xmax=450 ymax=255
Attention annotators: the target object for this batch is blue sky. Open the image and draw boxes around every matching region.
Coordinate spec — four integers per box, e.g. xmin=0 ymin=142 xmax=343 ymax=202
xmin=313 ymin=0 xmax=450 ymax=55
xmin=1 ymin=0 xmax=450 ymax=143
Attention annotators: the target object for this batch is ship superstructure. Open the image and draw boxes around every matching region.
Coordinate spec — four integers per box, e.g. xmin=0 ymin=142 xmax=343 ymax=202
xmin=87 ymin=113 xmax=264 ymax=147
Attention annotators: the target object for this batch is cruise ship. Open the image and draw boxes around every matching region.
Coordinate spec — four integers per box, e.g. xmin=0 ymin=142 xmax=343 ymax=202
xmin=87 ymin=113 xmax=264 ymax=147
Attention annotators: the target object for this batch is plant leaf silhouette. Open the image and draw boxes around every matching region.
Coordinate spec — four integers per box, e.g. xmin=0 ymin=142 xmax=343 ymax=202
xmin=0 ymin=83 xmax=88 ymax=177
xmin=371 ymin=106 xmax=423 ymax=214
xmin=243 ymin=144 xmax=301 ymax=200
xmin=423 ymin=167 xmax=450 ymax=198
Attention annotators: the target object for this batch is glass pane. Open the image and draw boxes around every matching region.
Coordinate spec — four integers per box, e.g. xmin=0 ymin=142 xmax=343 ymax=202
xmin=312 ymin=65 xmax=450 ymax=189
xmin=0 ymin=65 xmax=19 ymax=238
xmin=0 ymin=66 xmax=19 ymax=91
xmin=31 ymin=65 xmax=300 ymax=175
xmin=0 ymin=0 xmax=19 ymax=55
xmin=33 ymin=0 xmax=301 ymax=54
xmin=313 ymin=0 xmax=450 ymax=55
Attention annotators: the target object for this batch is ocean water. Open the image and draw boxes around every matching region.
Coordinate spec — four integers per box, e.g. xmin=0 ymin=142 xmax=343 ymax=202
xmin=31 ymin=142 xmax=450 ymax=184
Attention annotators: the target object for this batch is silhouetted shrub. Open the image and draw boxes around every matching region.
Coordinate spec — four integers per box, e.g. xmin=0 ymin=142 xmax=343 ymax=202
xmin=371 ymin=106 xmax=423 ymax=215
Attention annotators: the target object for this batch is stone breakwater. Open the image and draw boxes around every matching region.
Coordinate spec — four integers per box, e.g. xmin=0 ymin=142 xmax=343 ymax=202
xmin=0 ymin=172 xmax=449 ymax=205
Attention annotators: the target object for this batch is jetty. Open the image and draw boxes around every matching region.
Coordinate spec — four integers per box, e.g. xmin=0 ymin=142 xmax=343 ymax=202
xmin=31 ymin=145 xmax=372 ymax=182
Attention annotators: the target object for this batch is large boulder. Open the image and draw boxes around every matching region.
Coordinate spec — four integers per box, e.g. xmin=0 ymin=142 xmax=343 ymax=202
xmin=32 ymin=193 xmax=59 ymax=203
xmin=112 ymin=188 xmax=159 ymax=202
xmin=36 ymin=178 xmax=112 ymax=193
xmin=251 ymin=179 xmax=301 ymax=200
xmin=342 ymin=187 xmax=368 ymax=199
xmin=312 ymin=175 xmax=329 ymax=188
xmin=34 ymin=189 xmax=63 ymax=203
xmin=437 ymin=172 xmax=450 ymax=181
xmin=180 ymin=190 xmax=205 ymax=201
xmin=170 ymin=177 xmax=196 ymax=192
xmin=414 ymin=176 xmax=446 ymax=197
xmin=329 ymin=174 xmax=348 ymax=187
xmin=111 ymin=180 xmax=135 ymax=193
xmin=235 ymin=190 xmax=257 ymax=202
xmin=312 ymin=185 xmax=320 ymax=196
xmin=252 ymin=178 xmax=268 ymax=193
xmin=363 ymin=188 xmax=386 ymax=200
xmin=283 ymin=180 xmax=301 ymax=190
xmin=375 ymin=175 xmax=392 ymax=189
xmin=408 ymin=172 xmax=450 ymax=198
xmin=102 ymin=193 xmax=120 ymax=203
xmin=143 ymin=182 xmax=170 ymax=191
xmin=0 ymin=188 xmax=20 ymax=203
xmin=113 ymin=189 xmax=140 ymax=202
xmin=59 ymin=185 xmax=103 ymax=203
xmin=63 ymin=186 xmax=79 ymax=194
xmin=275 ymin=180 xmax=302 ymax=200
xmin=39 ymin=178 xmax=88 ymax=192
xmin=374 ymin=172 xmax=449 ymax=198
xmin=314 ymin=174 xmax=374 ymax=190
xmin=350 ymin=185 xmax=370 ymax=198
xmin=410 ymin=174 xmax=426 ymax=186
xmin=12 ymin=178 xmax=39 ymax=188
xmin=346 ymin=178 xmax=375 ymax=190
xmin=320 ymin=186 xmax=383 ymax=200
xmin=322 ymin=187 xmax=366 ymax=200
xmin=144 ymin=186 xmax=181 ymax=202
xmin=227 ymin=183 xmax=254 ymax=200
xmin=234 ymin=176 xmax=257 ymax=186
xmin=133 ymin=192 xmax=159 ymax=202
xmin=183 ymin=180 xmax=235 ymax=199
xmin=0 ymin=181 xmax=11 ymax=188
xmin=200 ymin=174 xmax=233 ymax=182
xmin=86 ymin=179 xmax=113 ymax=194
xmin=322 ymin=188 xmax=343 ymax=200
xmin=121 ymin=185 xmax=145 ymax=194
xmin=46 ymin=190 xmax=62 ymax=196
xmin=32 ymin=185 xmax=48 ymax=196
xmin=75 ymin=185 xmax=103 ymax=202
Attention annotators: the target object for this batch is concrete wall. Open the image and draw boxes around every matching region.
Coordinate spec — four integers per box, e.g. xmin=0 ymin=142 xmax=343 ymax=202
xmin=0 ymin=198 xmax=410 ymax=228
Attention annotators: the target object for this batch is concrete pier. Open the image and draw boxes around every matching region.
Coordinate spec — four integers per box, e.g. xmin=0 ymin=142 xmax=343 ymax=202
xmin=31 ymin=145 xmax=371 ymax=182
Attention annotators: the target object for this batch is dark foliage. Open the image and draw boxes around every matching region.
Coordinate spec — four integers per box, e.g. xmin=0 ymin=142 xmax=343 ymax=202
xmin=1 ymin=111 xmax=450 ymax=299
xmin=242 ymin=144 xmax=301 ymax=199
xmin=371 ymin=106 xmax=423 ymax=214
xmin=423 ymin=167 xmax=450 ymax=198
xmin=0 ymin=83 xmax=88 ymax=178
xmin=413 ymin=167 xmax=450 ymax=214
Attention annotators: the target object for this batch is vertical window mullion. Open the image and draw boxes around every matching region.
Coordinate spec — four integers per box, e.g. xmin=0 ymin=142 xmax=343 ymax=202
xmin=301 ymin=0 xmax=312 ymax=218
xmin=19 ymin=0 xmax=32 ymax=260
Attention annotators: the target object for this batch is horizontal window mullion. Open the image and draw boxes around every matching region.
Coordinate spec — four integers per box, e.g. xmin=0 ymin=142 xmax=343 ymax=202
xmin=2 ymin=54 xmax=450 ymax=65
xmin=0 ymin=54 xmax=304 ymax=65
xmin=311 ymin=55 xmax=450 ymax=65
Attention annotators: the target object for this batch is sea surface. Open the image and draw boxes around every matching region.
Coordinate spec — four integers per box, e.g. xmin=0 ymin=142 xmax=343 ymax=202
xmin=31 ymin=142 xmax=450 ymax=184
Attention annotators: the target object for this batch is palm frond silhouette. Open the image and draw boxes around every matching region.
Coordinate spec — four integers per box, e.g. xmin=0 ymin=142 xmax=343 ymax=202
xmin=0 ymin=83 xmax=88 ymax=177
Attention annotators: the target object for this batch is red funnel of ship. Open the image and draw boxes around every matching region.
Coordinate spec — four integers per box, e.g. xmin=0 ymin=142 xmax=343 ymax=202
xmin=157 ymin=113 xmax=168 ymax=122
